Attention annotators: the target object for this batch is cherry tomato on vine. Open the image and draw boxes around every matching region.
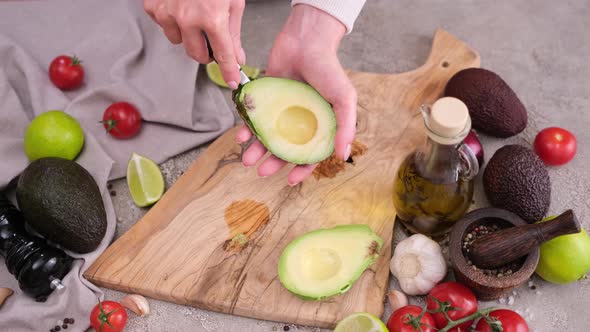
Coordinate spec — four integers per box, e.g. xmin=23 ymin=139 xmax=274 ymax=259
xmin=102 ymin=102 xmax=142 ymax=139
xmin=49 ymin=55 xmax=85 ymax=90
xmin=534 ymin=127 xmax=576 ymax=166
xmin=89 ymin=300 xmax=127 ymax=332
xmin=426 ymin=282 xmax=478 ymax=331
xmin=387 ymin=305 xmax=436 ymax=332
xmin=475 ymin=309 xmax=529 ymax=332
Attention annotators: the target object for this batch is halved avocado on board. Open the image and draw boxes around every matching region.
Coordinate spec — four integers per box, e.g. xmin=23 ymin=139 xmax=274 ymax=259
xmin=233 ymin=77 xmax=337 ymax=164
xmin=278 ymin=224 xmax=383 ymax=300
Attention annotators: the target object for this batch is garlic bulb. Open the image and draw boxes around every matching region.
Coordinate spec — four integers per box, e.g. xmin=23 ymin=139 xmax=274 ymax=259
xmin=390 ymin=234 xmax=447 ymax=295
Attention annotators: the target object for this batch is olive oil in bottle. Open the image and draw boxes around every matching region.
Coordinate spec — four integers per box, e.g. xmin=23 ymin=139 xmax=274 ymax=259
xmin=393 ymin=97 xmax=479 ymax=236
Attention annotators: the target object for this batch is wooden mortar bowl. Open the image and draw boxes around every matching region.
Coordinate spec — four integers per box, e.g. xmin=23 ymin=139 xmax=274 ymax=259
xmin=449 ymin=208 xmax=540 ymax=300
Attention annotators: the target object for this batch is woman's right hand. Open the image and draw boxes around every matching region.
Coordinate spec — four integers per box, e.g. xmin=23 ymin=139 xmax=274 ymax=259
xmin=144 ymin=0 xmax=245 ymax=89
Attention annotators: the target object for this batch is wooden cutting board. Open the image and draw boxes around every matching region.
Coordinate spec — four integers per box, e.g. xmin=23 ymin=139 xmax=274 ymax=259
xmin=85 ymin=29 xmax=480 ymax=329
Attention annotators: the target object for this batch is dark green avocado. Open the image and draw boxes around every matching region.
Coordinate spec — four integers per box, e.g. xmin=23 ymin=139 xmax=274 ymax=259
xmin=483 ymin=145 xmax=550 ymax=223
xmin=445 ymin=68 xmax=527 ymax=138
xmin=16 ymin=157 xmax=107 ymax=253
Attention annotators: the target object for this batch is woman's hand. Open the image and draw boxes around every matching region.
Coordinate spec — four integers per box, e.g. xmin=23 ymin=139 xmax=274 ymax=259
xmin=144 ymin=0 xmax=246 ymax=89
xmin=236 ymin=4 xmax=357 ymax=186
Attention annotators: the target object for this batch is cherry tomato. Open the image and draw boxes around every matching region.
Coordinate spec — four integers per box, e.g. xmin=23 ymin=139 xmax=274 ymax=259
xmin=102 ymin=102 xmax=142 ymax=139
xmin=534 ymin=127 xmax=576 ymax=166
xmin=49 ymin=55 xmax=84 ymax=90
xmin=387 ymin=305 xmax=436 ymax=332
xmin=475 ymin=309 xmax=529 ymax=332
xmin=90 ymin=300 xmax=127 ymax=332
xmin=426 ymin=282 xmax=478 ymax=331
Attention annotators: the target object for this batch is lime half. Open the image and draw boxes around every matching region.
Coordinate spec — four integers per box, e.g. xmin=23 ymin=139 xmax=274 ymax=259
xmin=334 ymin=313 xmax=389 ymax=332
xmin=206 ymin=62 xmax=261 ymax=88
xmin=127 ymin=153 xmax=165 ymax=207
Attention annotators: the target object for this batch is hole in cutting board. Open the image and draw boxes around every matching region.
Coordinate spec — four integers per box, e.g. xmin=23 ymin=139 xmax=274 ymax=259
xmin=223 ymin=200 xmax=270 ymax=253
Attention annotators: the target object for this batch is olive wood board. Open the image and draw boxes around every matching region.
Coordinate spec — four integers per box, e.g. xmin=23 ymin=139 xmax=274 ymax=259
xmin=85 ymin=29 xmax=480 ymax=329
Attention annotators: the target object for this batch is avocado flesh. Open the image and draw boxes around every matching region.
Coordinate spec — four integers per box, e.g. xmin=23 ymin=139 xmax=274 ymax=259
xmin=16 ymin=157 xmax=107 ymax=253
xmin=234 ymin=77 xmax=336 ymax=164
xmin=278 ymin=224 xmax=383 ymax=300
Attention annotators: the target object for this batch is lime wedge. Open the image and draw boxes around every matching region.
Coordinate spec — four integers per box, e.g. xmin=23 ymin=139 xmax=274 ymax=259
xmin=334 ymin=313 xmax=389 ymax=332
xmin=127 ymin=153 xmax=165 ymax=207
xmin=206 ymin=62 xmax=261 ymax=88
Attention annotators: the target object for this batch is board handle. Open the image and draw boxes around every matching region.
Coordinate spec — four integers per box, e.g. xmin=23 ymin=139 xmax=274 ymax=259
xmin=422 ymin=29 xmax=480 ymax=73
xmin=468 ymin=210 xmax=581 ymax=269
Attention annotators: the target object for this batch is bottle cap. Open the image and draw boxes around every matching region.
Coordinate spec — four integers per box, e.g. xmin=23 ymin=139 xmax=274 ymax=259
xmin=427 ymin=97 xmax=471 ymax=144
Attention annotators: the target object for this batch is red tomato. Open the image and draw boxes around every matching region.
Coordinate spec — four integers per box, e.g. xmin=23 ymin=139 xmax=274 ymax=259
xmin=387 ymin=305 xmax=436 ymax=332
xmin=90 ymin=301 xmax=127 ymax=332
xmin=426 ymin=282 xmax=478 ymax=331
xmin=49 ymin=55 xmax=84 ymax=90
xmin=102 ymin=102 xmax=142 ymax=139
xmin=534 ymin=127 xmax=576 ymax=166
xmin=475 ymin=309 xmax=529 ymax=332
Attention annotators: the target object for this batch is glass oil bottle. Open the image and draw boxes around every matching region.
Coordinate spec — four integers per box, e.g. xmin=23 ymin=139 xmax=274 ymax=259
xmin=393 ymin=97 xmax=479 ymax=237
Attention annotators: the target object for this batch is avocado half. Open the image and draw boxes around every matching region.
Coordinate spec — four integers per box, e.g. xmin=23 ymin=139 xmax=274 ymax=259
xmin=233 ymin=77 xmax=337 ymax=164
xmin=278 ymin=224 xmax=383 ymax=300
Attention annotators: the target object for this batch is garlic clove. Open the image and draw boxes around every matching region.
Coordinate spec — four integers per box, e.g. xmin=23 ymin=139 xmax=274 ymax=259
xmin=121 ymin=294 xmax=150 ymax=317
xmin=387 ymin=290 xmax=408 ymax=312
xmin=0 ymin=288 xmax=14 ymax=308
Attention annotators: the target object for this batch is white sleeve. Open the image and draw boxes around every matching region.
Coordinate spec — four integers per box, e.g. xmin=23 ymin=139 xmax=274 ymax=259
xmin=291 ymin=0 xmax=367 ymax=34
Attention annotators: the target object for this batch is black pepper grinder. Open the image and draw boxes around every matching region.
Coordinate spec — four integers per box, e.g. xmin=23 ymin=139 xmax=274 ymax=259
xmin=0 ymin=194 xmax=73 ymax=301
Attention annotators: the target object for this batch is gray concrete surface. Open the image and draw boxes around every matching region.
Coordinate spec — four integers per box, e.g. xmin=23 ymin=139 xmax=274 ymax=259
xmin=102 ymin=0 xmax=590 ymax=331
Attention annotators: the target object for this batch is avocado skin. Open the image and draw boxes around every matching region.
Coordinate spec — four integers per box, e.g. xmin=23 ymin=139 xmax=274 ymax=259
xmin=483 ymin=145 xmax=550 ymax=223
xmin=445 ymin=68 xmax=527 ymax=138
xmin=232 ymin=84 xmax=258 ymax=137
xmin=16 ymin=157 xmax=107 ymax=253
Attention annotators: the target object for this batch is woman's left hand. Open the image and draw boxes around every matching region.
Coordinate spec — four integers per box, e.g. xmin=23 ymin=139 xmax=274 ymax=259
xmin=236 ymin=4 xmax=357 ymax=186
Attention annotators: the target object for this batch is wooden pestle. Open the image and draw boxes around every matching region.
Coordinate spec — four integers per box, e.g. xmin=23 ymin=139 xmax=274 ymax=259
xmin=468 ymin=210 xmax=581 ymax=269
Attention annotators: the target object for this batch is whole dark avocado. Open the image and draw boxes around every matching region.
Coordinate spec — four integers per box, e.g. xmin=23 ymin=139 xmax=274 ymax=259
xmin=445 ymin=68 xmax=527 ymax=138
xmin=16 ymin=157 xmax=107 ymax=253
xmin=483 ymin=145 xmax=550 ymax=223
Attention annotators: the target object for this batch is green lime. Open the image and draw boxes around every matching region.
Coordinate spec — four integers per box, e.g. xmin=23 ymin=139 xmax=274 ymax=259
xmin=334 ymin=312 xmax=389 ymax=332
xmin=127 ymin=153 xmax=165 ymax=207
xmin=206 ymin=62 xmax=261 ymax=88
xmin=536 ymin=225 xmax=590 ymax=284
xmin=24 ymin=110 xmax=85 ymax=161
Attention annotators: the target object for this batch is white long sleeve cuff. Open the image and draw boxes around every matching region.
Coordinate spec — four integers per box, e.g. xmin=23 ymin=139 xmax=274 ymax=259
xmin=291 ymin=0 xmax=367 ymax=34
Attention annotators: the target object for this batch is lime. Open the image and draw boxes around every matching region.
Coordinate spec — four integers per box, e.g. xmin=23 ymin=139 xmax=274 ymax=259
xmin=24 ymin=110 xmax=84 ymax=161
xmin=206 ymin=62 xmax=261 ymax=88
xmin=536 ymin=226 xmax=590 ymax=284
xmin=334 ymin=312 xmax=389 ymax=332
xmin=127 ymin=153 xmax=165 ymax=207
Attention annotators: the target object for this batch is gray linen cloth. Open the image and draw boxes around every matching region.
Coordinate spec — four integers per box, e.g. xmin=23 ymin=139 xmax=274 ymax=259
xmin=0 ymin=0 xmax=234 ymax=330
